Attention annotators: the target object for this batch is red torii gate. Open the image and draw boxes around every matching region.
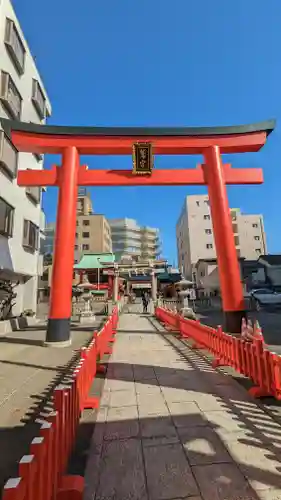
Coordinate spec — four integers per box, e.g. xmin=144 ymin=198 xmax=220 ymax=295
xmin=0 ymin=119 xmax=275 ymax=346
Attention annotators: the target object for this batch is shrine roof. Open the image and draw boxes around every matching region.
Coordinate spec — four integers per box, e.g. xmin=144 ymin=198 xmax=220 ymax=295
xmin=74 ymin=253 xmax=115 ymax=269
xmin=0 ymin=118 xmax=275 ymax=138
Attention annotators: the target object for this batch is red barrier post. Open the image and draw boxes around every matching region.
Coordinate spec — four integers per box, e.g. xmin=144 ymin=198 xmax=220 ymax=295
xmin=2 ymin=478 xmax=26 ymax=500
xmin=30 ymin=437 xmax=45 ymax=500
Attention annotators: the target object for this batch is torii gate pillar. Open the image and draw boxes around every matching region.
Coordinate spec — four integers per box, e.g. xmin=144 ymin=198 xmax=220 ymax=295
xmin=45 ymin=147 xmax=79 ymax=346
xmin=204 ymin=146 xmax=245 ymax=332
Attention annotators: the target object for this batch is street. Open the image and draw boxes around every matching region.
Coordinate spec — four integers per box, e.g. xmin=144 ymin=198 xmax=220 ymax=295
xmin=197 ymin=309 xmax=281 ymax=350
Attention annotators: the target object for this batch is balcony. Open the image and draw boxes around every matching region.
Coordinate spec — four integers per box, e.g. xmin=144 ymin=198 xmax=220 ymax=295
xmin=0 ymin=130 xmax=18 ymax=178
xmin=32 ymin=79 xmax=46 ymax=119
xmin=4 ymin=18 xmax=26 ymax=75
xmin=26 ymin=186 xmax=41 ymax=204
xmin=0 ymin=71 xmax=22 ymax=119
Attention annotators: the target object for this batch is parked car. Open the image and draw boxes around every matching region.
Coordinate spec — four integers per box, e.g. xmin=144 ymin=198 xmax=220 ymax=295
xmin=250 ymin=288 xmax=281 ymax=311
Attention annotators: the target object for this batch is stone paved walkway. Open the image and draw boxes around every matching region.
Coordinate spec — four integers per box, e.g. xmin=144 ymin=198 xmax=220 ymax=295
xmin=84 ymin=313 xmax=281 ymax=500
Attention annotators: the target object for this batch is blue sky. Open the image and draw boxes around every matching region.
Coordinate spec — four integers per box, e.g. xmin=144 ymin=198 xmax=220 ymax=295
xmin=14 ymin=0 xmax=281 ymax=263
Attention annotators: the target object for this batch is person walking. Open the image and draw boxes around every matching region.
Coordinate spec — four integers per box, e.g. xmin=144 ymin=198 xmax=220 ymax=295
xmin=141 ymin=290 xmax=148 ymax=314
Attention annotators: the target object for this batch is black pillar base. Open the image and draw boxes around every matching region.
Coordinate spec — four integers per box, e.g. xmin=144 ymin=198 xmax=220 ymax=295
xmin=224 ymin=310 xmax=247 ymax=334
xmin=45 ymin=318 xmax=71 ymax=346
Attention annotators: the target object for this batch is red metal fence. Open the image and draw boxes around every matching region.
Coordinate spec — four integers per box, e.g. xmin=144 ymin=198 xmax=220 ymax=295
xmin=156 ymin=306 xmax=281 ymax=401
xmin=2 ymin=307 xmax=118 ymax=500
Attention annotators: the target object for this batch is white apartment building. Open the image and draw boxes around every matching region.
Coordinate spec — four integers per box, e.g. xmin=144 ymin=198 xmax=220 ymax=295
xmin=109 ymin=218 xmax=161 ymax=262
xmin=176 ymin=194 xmax=267 ymax=280
xmin=0 ymin=0 xmax=51 ymax=315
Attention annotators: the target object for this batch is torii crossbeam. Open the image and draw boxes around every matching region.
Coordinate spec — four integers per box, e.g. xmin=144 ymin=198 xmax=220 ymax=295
xmin=0 ymin=118 xmax=275 ymax=345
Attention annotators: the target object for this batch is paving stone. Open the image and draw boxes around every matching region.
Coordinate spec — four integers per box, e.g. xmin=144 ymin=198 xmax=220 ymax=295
xmin=84 ymin=450 xmax=103 ymax=500
xmin=223 ymin=433 xmax=281 ymax=491
xmin=256 ymin=490 xmax=281 ymax=500
xmin=142 ymin=435 xmax=180 ymax=447
xmin=192 ymin=394 xmax=227 ymax=412
xmin=133 ymin=365 xmax=156 ymax=380
xmin=166 ymin=401 xmax=208 ymax=428
xmin=205 ymin=410 xmax=249 ymax=435
xmin=104 ymin=379 xmax=135 ymax=391
xmin=109 ymin=389 xmax=137 ymax=408
xmin=178 ymin=426 xmax=232 ymax=465
xmin=140 ymin=415 xmax=177 ymax=439
xmin=95 ymin=439 xmax=147 ymax=500
xmin=214 ymin=382 xmax=254 ymax=403
xmin=161 ymin=387 xmax=202 ymax=402
xmin=88 ymin=407 xmax=107 ymax=453
xmin=135 ymin=380 xmax=161 ymax=394
xmin=144 ymin=443 xmax=199 ymax=499
xmin=105 ymin=405 xmax=139 ymax=440
xmin=192 ymin=463 xmax=257 ymax=500
xmin=99 ymin=390 xmax=111 ymax=407
xmin=137 ymin=393 xmax=169 ymax=417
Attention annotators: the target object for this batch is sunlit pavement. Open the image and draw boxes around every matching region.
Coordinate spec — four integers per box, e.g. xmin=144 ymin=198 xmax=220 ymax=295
xmin=84 ymin=313 xmax=281 ymax=500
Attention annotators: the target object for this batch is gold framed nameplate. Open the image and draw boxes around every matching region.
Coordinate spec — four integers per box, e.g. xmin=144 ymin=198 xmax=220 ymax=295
xmin=132 ymin=142 xmax=153 ymax=175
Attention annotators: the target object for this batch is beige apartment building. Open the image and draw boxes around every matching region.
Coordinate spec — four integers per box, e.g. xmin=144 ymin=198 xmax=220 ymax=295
xmin=74 ymin=189 xmax=112 ymax=263
xmin=176 ymin=194 xmax=267 ymax=280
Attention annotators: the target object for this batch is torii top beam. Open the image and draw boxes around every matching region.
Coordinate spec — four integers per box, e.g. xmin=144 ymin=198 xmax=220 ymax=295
xmin=0 ymin=119 xmax=275 ymax=155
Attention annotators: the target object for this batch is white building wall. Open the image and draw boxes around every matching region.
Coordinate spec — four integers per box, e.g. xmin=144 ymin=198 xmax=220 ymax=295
xmin=0 ymin=0 xmax=51 ymax=315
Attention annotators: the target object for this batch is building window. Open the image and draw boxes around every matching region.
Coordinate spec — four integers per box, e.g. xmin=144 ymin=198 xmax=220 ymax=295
xmin=204 ymin=215 xmax=210 ymax=220
xmin=82 ymin=232 xmax=90 ymax=238
xmin=83 ymin=220 xmax=90 ymax=226
xmin=74 ymin=245 xmax=78 ymax=250
xmin=0 ymin=131 xmax=18 ymax=178
xmin=0 ymin=71 xmax=22 ymax=119
xmin=31 ymin=79 xmax=46 ymax=119
xmin=26 ymin=186 xmax=41 ymax=204
xmin=82 ymin=244 xmax=89 ymax=250
xmin=4 ymin=18 xmax=26 ymax=75
xmin=0 ymin=197 xmax=14 ymax=237
xmin=22 ymin=220 xmax=39 ymax=251
xmin=252 ymin=223 xmax=258 ymax=228
xmin=201 ymin=271 xmax=205 ymax=277
xmin=205 ymin=229 xmax=212 ymax=234
xmin=206 ymin=243 xmax=213 ymax=249
xmin=196 ymin=201 xmax=200 ymax=206
xmin=76 ymin=221 xmax=79 ymax=226
xmin=254 ymin=236 xmax=260 ymax=241
xmin=75 ymin=232 xmax=78 ymax=238
xmin=256 ymin=248 xmax=261 ymax=254
xmin=204 ymin=200 xmax=209 ymax=206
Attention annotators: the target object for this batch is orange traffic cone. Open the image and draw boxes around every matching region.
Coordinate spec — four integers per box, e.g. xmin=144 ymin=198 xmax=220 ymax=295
xmin=246 ymin=319 xmax=254 ymax=342
xmin=254 ymin=320 xmax=264 ymax=342
xmin=241 ymin=317 xmax=248 ymax=340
